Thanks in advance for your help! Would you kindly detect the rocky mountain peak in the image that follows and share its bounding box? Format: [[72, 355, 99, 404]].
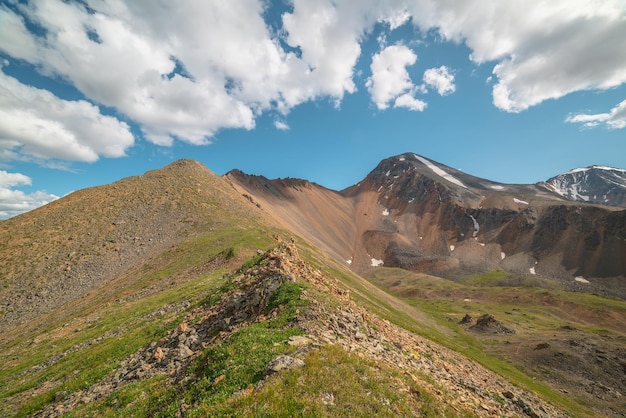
[[540, 165, 626, 207]]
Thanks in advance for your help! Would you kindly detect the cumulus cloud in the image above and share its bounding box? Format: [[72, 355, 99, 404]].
[[0, 69, 134, 163], [0, 170, 59, 219], [0, 171, 31, 188], [405, 0, 626, 112], [366, 44, 423, 111], [423, 66, 455, 96], [394, 93, 427, 111], [0, 0, 624, 155], [274, 120, 290, 131], [565, 99, 626, 130]]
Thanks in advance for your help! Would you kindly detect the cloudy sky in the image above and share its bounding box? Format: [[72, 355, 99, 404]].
[[1, 0, 625, 218]]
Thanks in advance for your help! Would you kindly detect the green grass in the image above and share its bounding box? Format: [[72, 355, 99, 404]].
[[459, 269, 557, 288], [0, 226, 284, 417], [355, 267, 626, 417], [67, 259, 308, 417], [222, 344, 471, 417]]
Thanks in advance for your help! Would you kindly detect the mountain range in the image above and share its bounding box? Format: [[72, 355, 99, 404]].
[[228, 153, 626, 298], [1, 153, 625, 417]]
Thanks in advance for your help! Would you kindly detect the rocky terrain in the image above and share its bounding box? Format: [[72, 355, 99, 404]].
[[0, 159, 269, 330], [35, 244, 567, 417], [229, 152, 626, 299]]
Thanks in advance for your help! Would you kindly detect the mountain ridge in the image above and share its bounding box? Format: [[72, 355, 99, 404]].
[[229, 152, 626, 298]]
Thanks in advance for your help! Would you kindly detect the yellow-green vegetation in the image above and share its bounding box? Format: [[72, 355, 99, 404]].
[[37, 248, 461, 418], [460, 269, 557, 289], [220, 344, 469, 418], [78, 283, 307, 417], [0, 226, 281, 417], [361, 267, 626, 417]]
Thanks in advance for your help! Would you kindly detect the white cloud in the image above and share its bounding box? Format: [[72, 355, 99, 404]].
[[0, 170, 31, 187], [274, 120, 290, 131], [366, 44, 420, 110], [405, 0, 626, 112], [0, 4, 39, 61], [0, 170, 59, 219], [423, 66, 455, 96], [565, 99, 626, 130], [0, 69, 134, 163], [394, 93, 427, 111], [0, 0, 624, 153]]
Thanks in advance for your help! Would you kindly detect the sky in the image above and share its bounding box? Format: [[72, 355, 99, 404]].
[[1, 0, 625, 219]]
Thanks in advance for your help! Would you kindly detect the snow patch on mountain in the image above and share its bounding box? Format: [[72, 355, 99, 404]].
[[413, 154, 467, 189], [543, 165, 626, 207], [371, 258, 384, 267], [565, 166, 626, 175], [514, 198, 529, 205], [468, 213, 479, 237]]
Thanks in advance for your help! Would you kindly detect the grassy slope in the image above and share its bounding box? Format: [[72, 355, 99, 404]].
[[0, 231, 473, 417], [0, 226, 278, 417], [362, 267, 626, 416]]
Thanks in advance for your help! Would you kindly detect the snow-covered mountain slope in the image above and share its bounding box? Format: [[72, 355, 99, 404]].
[[539, 166, 626, 208]]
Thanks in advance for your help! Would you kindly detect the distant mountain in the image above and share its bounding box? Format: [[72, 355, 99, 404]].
[[230, 152, 626, 299], [539, 166, 626, 208]]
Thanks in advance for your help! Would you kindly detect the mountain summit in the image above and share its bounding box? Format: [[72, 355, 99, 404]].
[[539, 165, 626, 207]]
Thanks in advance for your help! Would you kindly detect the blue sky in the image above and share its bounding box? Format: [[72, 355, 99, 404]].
[[1, 0, 625, 218]]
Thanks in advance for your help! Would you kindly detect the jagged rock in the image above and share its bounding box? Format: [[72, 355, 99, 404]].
[[287, 335, 312, 347], [153, 347, 165, 361], [469, 314, 515, 334], [176, 344, 194, 360], [459, 313, 473, 324]]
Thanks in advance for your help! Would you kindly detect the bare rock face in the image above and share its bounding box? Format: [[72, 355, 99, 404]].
[[342, 154, 626, 297], [468, 314, 515, 334], [227, 154, 626, 298], [458, 313, 473, 324], [265, 355, 305, 374]]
